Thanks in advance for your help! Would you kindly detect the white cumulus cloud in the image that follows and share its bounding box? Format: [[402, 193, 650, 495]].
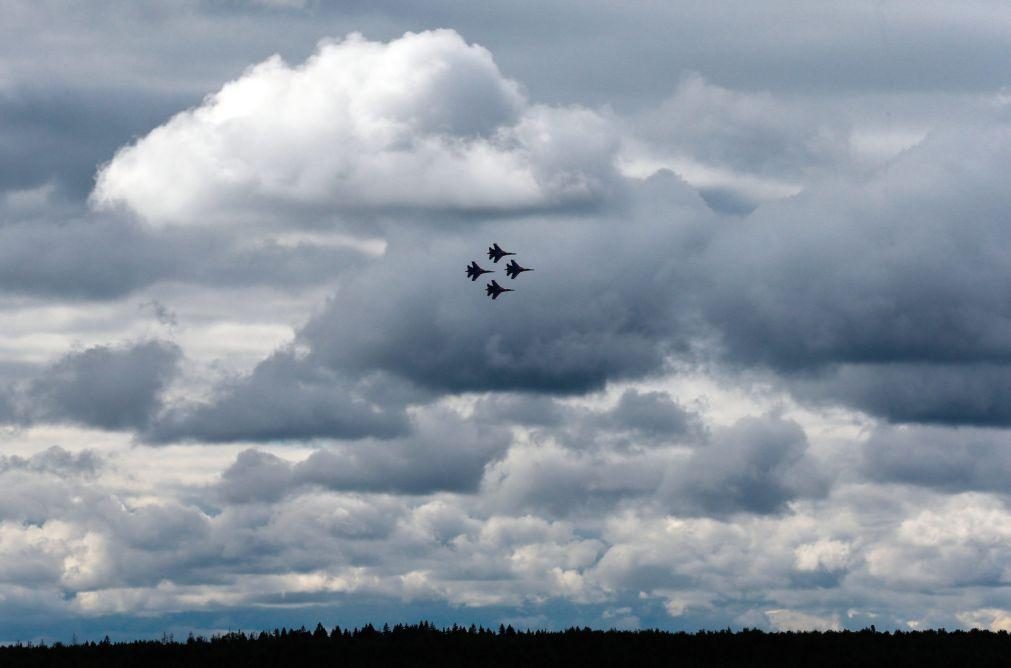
[[91, 29, 619, 227]]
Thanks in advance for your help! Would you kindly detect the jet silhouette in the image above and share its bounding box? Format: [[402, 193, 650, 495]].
[[485, 279, 514, 300], [504, 259, 533, 279], [466, 261, 494, 281], [487, 243, 515, 263]]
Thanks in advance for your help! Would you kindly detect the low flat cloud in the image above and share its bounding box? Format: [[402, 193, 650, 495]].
[[862, 425, 1011, 493], [0, 213, 375, 301]]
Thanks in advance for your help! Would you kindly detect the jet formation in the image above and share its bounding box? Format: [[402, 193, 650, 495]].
[[466, 244, 533, 300]]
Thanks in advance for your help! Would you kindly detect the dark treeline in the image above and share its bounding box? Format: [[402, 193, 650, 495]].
[[2, 622, 1009, 667]]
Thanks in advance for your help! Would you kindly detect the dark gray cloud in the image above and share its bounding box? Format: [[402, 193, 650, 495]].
[[24, 340, 181, 430], [471, 388, 698, 441], [297, 175, 711, 396], [150, 172, 712, 442], [703, 125, 1011, 372], [604, 389, 698, 439], [660, 416, 827, 516], [471, 393, 569, 427], [0, 386, 15, 424], [0, 214, 374, 300], [0, 218, 175, 300], [0, 85, 196, 198], [798, 363, 1011, 426], [862, 425, 1011, 493], [147, 351, 412, 443], [214, 407, 511, 500], [217, 449, 294, 504], [696, 124, 1011, 425], [696, 187, 762, 216], [292, 412, 510, 494]]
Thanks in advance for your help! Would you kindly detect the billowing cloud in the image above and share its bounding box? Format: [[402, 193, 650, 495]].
[[640, 73, 850, 179], [0, 446, 102, 478], [864, 493, 1011, 589], [603, 388, 699, 440], [699, 122, 1011, 425], [167, 114, 1011, 436], [147, 350, 411, 443], [214, 406, 511, 499], [137, 113, 1011, 443], [622, 73, 850, 213], [292, 172, 710, 395], [91, 29, 619, 227], [705, 124, 1011, 369], [21, 340, 180, 430], [216, 449, 293, 504], [137, 171, 711, 443], [659, 416, 827, 517], [480, 441, 666, 517], [291, 409, 509, 494]]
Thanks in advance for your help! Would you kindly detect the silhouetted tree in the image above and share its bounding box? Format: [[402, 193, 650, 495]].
[[1, 622, 1010, 667]]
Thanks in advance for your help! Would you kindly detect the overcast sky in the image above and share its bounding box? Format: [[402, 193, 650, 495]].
[[2, 0, 1011, 641]]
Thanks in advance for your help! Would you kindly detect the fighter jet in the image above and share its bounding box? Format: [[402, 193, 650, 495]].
[[504, 259, 533, 279], [485, 279, 514, 300], [466, 261, 494, 281], [487, 243, 516, 263]]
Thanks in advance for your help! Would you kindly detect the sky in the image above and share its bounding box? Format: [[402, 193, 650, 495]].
[[2, 0, 1011, 642]]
